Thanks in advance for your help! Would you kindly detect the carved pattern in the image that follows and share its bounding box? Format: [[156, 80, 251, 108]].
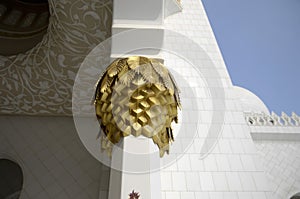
[[0, 0, 113, 115], [245, 112, 300, 127]]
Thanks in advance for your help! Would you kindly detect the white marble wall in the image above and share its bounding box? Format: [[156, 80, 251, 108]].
[[159, 0, 273, 198], [0, 0, 297, 199], [255, 140, 300, 199], [247, 112, 300, 198], [0, 116, 109, 199]]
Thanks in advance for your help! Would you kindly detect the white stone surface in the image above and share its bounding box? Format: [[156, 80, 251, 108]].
[[0, 0, 298, 198], [158, 0, 274, 198], [254, 140, 300, 199], [0, 116, 108, 199]]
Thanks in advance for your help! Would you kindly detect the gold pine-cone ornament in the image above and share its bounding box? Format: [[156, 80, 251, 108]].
[[94, 56, 181, 157]]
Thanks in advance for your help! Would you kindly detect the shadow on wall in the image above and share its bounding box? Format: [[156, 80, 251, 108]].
[[0, 0, 50, 55], [0, 116, 111, 199], [0, 159, 23, 199]]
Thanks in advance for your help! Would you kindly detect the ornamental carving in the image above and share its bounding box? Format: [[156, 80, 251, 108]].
[[94, 56, 181, 157], [0, 0, 112, 115]]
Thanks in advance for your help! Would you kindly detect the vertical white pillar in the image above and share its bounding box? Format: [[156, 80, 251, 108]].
[[108, 137, 162, 199], [108, 0, 165, 198], [120, 137, 152, 199], [111, 0, 165, 59]]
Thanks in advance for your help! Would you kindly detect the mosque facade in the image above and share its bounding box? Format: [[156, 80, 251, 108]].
[[0, 0, 299, 199]]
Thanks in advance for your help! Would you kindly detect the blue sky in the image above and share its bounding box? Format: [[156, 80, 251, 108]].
[[202, 0, 300, 115]]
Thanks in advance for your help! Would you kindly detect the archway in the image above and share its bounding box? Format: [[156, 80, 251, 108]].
[[291, 193, 300, 199], [0, 159, 23, 199]]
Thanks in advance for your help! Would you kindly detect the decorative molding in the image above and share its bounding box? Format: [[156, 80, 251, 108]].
[[0, 0, 113, 115], [245, 112, 300, 127]]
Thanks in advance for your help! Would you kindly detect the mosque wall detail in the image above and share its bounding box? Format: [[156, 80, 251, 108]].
[[0, 0, 113, 115], [0, 0, 299, 199]]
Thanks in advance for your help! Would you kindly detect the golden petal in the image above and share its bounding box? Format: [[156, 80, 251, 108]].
[[148, 97, 160, 106], [130, 108, 143, 117], [131, 92, 144, 102], [139, 101, 150, 109], [137, 116, 148, 126], [101, 103, 108, 112], [132, 122, 142, 136]]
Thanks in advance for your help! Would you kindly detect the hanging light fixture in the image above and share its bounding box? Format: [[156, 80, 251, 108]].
[[94, 56, 181, 157]]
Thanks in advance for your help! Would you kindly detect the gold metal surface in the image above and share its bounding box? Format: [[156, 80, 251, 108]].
[[94, 56, 181, 157]]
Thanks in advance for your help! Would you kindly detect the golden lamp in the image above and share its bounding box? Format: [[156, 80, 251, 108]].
[[94, 56, 181, 157]]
